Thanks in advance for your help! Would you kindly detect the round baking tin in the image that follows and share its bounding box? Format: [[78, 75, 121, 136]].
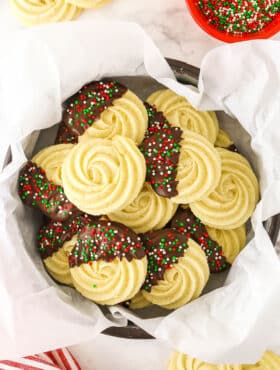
[[102, 58, 280, 340]]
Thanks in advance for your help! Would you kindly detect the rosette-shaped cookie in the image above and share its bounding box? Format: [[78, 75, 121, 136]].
[[215, 129, 238, 152], [66, 0, 110, 9], [171, 207, 229, 272], [32, 144, 74, 186], [147, 89, 219, 144], [62, 135, 146, 215], [18, 145, 80, 221], [244, 351, 280, 369], [190, 148, 259, 229], [38, 214, 95, 285], [129, 291, 151, 310], [141, 230, 209, 309], [9, 0, 81, 26], [56, 81, 148, 146], [140, 104, 221, 204], [167, 352, 242, 370], [43, 237, 76, 285], [172, 130, 221, 204], [69, 221, 147, 305], [108, 183, 178, 234], [206, 225, 246, 264]]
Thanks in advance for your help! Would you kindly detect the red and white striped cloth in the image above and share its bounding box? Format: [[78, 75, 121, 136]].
[[0, 348, 82, 370]]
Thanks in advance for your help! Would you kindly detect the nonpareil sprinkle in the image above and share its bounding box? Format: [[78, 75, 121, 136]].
[[196, 0, 280, 35]]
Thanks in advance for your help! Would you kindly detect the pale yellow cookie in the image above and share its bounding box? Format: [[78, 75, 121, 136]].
[[147, 89, 219, 144], [190, 148, 259, 229], [79, 90, 148, 146], [69, 222, 147, 305], [171, 130, 221, 204], [9, 0, 81, 26], [108, 182, 178, 234], [66, 0, 110, 9], [215, 129, 234, 148], [32, 144, 74, 186], [62, 135, 146, 215], [38, 215, 97, 285], [243, 351, 280, 369], [142, 239, 209, 310], [44, 235, 76, 285], [71, 258, 147, 305], [167, 351, 242, 370], [129, 291, 151, 310], [206, 225, 246, 264]]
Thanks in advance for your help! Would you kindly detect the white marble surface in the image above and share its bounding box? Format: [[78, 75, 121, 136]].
[[0, 0, 225, 67], [2, 0, 279, 66], [0, 1, 279, 369]]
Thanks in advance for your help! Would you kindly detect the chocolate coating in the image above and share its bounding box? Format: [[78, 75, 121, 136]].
[[227, 143, 238, 153], [56, 80, 127, 144], [171, 207, 229, 272], [56, 123, 77, 144], [140, 229, 189, 292], [140, 103, 183, 198], [18, 162, 80, 222], [38, 214, 97, 259], [69, 221, 145, 268]]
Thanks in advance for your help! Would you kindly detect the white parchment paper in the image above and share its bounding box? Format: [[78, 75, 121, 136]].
[[0, 21, 280, 364]]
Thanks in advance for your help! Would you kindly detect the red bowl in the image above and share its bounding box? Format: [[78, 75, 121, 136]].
[[185, 0, 280, 43]]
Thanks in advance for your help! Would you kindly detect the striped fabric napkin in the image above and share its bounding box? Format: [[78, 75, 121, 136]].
[[0, 348, 81, 370]]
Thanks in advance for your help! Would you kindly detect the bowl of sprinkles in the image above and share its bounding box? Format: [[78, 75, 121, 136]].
[[186, 0, 280, 42]]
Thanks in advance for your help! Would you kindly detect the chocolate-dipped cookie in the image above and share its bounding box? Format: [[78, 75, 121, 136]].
[[206, 224, 246, 264], [56, 80, 148, 145], [147, 89, 219, 144], [171, 207, 229, 272], [69, 221, 147, 305], [140, 103, 221, 204], [140, 229, 209, 309], [32, 144, 74, 186], [38, 214, 96, 285], [18, 161, 80, 222]]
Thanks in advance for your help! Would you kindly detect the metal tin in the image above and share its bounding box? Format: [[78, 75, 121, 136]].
[[102, 58, 280, 340]]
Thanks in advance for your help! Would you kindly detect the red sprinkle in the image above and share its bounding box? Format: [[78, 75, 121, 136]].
[[196, 0, 280, 35]]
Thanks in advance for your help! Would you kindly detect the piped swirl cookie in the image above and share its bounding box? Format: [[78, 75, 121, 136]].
[[243, 351, 280, 369], [190, 148, 259, 229], [171, 207, 229, 272], [18, 145, 80, 222], [206, 225, 246, 264], [66, 0, 110, 9], [69, 221, 147, 305], [172, 130, 221, 204], [56, 80, 148, 146], [128, 291, 151, 310], [215, 128, 238, 152], [9, 0, 81, 26], [61, 135, 146, 215], [108, 182, 178, 234], [38, 214, 95, 285], [141, 229, 209, 309], [167, 352, 242, 370], [140, 104, 221, 203], [147, 89, 219, 144], [32, 144, 74, 186]]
